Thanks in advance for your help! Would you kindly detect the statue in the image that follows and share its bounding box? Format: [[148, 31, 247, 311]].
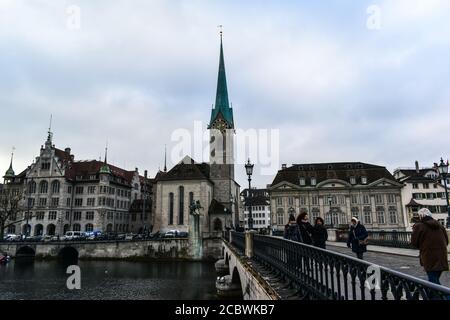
[[189, 200, 203, 216], [189, 199, 203, 260]]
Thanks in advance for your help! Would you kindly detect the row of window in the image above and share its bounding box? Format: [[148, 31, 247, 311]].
[[244, 220, 269, 225], [412, 182, 450, 189], [244, 206, 269, 212], [412, 192, 447, 200], [298, 176, 368, 186], [244, 213, 267, 218], [27, 181, 133, 198], [168, 187, 194, 226], [276, 194, 397, 206]]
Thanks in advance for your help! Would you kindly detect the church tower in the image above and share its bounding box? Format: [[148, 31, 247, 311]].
[[208, 31, 236, 208]]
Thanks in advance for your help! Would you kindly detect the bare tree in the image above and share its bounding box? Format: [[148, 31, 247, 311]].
[[0, 185, 28, 239]]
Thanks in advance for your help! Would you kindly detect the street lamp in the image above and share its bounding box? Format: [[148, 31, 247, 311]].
[[327, 195, 333, 228], [435, 158, 450, 229], [245, 158, 254, 230], [25, 177, 34, 239]]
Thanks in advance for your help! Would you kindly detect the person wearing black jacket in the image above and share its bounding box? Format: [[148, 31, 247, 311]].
[[284, 214, 303, 242], [312, 217, 328, 249], [296, 212, 314, 245], [347, 217, 368, 259]]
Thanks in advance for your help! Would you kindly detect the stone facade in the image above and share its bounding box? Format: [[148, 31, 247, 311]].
[[269, 162, 406, 231]]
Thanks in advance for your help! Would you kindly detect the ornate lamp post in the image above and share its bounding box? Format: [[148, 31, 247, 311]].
[[435, 158, 450, 228], [327, 195, 333, 228], [25, 177, 34, 240], [245, 159, 254, 230]]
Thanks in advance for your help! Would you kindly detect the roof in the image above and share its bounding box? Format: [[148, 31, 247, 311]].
[[271, 162, 397, 187], [157, 161, 212, 182], [209, 35, 234, 128], [65, 160, 135, 185], [240, 188, 270, 206], [208, 198, 231, 215]]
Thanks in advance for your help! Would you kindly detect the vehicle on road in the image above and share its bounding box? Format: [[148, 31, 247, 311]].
[[61, 231, 83, 241]]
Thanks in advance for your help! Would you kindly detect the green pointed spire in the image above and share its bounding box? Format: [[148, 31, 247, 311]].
[[4, 149, 15, 179], [99, 146, 111, 175], [209, 31, 234, 128]]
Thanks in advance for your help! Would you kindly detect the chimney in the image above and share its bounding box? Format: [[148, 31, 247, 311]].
[[144, 170, 148, 178], [415, 160, 419, 173], [70, 155, 74, 162], [65, 147, 71, 154], [282, 164, 287, 170]]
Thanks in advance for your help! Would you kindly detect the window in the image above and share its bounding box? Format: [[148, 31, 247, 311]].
[[423, 183, 429, 189], [107, 212, 113, 220], [375, 194, 384, 204], [363, 207, 372, 224], [351, 195, 358, 204], [376, 207, 385, 224], [73, 223, 81, 231], [88, 186, 96, 194], [28, 181, 36, 194], [339, 196, 346, 205], [39, 198, 47, 206], [326, 195, 337, 205], [39, 181, 48, 193], [74, 198, 83, 207], [28, 198, 35, 207], [276, 208, 284, 225], [311, 196, 319, 205], [351, 207, 359, 220], [389, 208, 397, 224], [86, 212, 94, 220], [288, 197, 294, 206], [311, 177, 317, 186], [363, 194, 370, 204], [65, 211, 70, 220], [276, 198, 283, 206], [75, 186, 84, 194], [36, 212, 45, 220], [387, 194, 396, 204], [361, 177, 367, 184], [412, 183, 419, 189], [299, 178, 306, 186], [68, 186, 73, 194], [169, 193, 174, 225], [85, 223, 94, 232], [41, 162, 50, 170], [51, 198, 59, 207], [350, 176, 356, 184], [299, 196, 306, 205], [48, 211, 57, 220], [87, 198, 96, 206], [73, 212, 82, 221], [51, 181, 60, 193], [179, 186, 184, 225]]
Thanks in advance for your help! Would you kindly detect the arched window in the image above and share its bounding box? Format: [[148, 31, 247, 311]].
[[85, 224, 93, 232], [213, 218, 223, 231], [73, 223, 81, 231], [106, 224, 113, 232], [39, 181, 48, 194], [178, 186, 184, 225], [189, 192, 194, 206], [28, 181, 36, 194], [46, 224, 56, 236], [34, 224, 44, 236], [51, 180, 60, 193], [63, 224, 70, 234], [168, 193, 174, 225]]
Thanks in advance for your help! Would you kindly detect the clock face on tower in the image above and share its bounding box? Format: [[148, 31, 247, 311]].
[[213, 119, 228, 132]]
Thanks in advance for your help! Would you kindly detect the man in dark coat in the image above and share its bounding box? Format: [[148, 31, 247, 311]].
[[312, 217, 328, 249], [347, 217, 368, 259], [297, 212, 314, 245], [284, 214, 303, 242], [411, 208, 449, 285]]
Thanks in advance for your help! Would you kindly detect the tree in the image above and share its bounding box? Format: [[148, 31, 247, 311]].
[[0, 185, 27, 239]]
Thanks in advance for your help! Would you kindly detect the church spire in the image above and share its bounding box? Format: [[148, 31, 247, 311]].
[[45, 114, 53, 148], [164, 144, 167, 172], [99, 143, 111, 175], [209, 28, 234, 129], [4, 147, 15, 180]]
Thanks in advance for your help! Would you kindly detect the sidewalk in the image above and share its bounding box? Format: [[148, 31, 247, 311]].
[[327, 241, 450, 261]]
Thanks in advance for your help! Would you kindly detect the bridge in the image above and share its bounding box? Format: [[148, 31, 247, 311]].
[[215, 231, 450, 300]]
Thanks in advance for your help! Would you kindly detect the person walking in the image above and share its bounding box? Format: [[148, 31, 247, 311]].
[[284, 214, 303, 242], [347, 217, 368, 259], [297, 212, 314, 245], [312, 217, 328, 249], [411, 208, 449, 285]]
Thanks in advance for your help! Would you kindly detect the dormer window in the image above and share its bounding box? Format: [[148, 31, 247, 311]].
[[350, 176, 356, 184], [311, 177, 317, 186], [327, 165, 333, 169], [41, 162, 50, 170], [299, 178, 306, 186], [361, 176, 367, 184]]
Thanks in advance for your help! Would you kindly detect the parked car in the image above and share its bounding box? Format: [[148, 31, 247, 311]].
[[3, 234, 21, 242], [164, 230, 180, 238], [125, 233, 135, 240], [177, 232, 189, 238], [61, 231, 83, 241], [42, 235, 53, 242], [115, 233, 126, 240], [27, 235, 43, 242]]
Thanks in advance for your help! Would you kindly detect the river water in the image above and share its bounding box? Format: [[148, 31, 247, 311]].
[[0, 259, 219, 300]]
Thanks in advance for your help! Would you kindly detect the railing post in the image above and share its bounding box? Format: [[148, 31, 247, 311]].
[[245, 230, 256, 258]]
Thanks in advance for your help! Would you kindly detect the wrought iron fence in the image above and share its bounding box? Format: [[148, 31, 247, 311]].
[[222, 230, 230, 243], [336, 230, 414, 249], [251, 234, 450, 300], [230, 231, 245, 252]]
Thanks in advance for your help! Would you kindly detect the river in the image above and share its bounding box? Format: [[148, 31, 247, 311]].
[[0, 259, 220, 300]]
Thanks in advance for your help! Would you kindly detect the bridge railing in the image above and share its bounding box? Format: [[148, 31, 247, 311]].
[[225, 232, 450, 300], [335, 230, 414, 249], [230, 231, 245, 252]]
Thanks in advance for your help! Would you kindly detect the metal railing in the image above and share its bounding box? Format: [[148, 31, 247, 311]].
[[336, 230, 414, 249], [230, 231, 245, 252], [252, 234, 450, 300], [222, 230, 230, 243]]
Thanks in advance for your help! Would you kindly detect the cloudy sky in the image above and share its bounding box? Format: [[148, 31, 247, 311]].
[[1, 0, 450, 188]]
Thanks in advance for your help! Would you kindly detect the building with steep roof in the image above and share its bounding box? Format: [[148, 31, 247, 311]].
[[153, 34, 241, 234], [240, 188, 271, 230], [2, 130, 152, 236], [268, 162, 406, 231], [393, 161, 449, 230]]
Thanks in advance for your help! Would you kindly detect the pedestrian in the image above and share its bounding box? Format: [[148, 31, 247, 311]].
[[296, 212, 314, 245], [284, 214, 303, 242], [312, 217, 328, 249], [411, 208, 449, 285], [347, 217, 368, 259]]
